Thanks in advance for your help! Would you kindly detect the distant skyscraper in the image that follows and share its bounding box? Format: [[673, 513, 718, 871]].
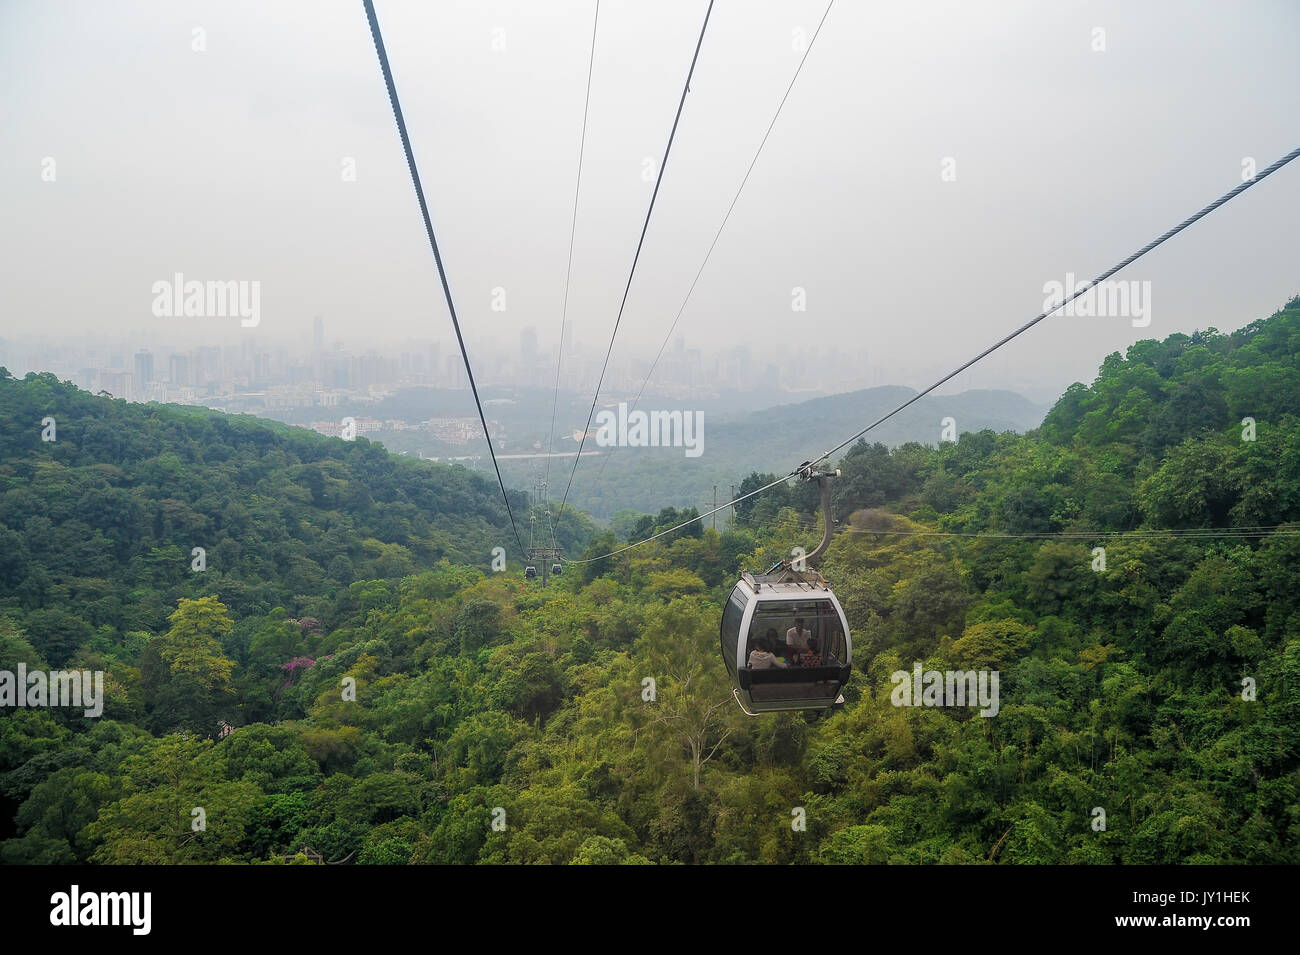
[[168, 354, 190, 387], [521, 326, 538, 361], [444, 354, 468, 389], [197, 345, 222, 384], [313, 315, 324, 351], [100, 370, 132, 401], [135, 349, 154, 387]]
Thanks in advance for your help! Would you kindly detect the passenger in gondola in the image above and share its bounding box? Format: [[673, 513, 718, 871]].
[[748, 630, 788, 669], [786, 617, 811, 656], [800, 636, 822, 667]]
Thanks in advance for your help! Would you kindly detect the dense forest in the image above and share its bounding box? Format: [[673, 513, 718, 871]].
[[2, 297, 1299, 864], [514, 385, 1047, 519]]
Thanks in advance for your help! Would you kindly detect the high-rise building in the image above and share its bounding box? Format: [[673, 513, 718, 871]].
[[75, 368, 100, 393], [168, 354, 190, 387], [196, 345, 221, 385], [329, 358, 349, 388], [519, 326, 541, 385], [135, 349, 154, 387], [100, 370, 133, 400], [444, 354, 468, 389], [313, 315, 324, 351], [349, 353, 390, 389]]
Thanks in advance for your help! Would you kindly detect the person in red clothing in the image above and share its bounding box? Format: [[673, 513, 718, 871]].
[[799, 636, 822, 667]]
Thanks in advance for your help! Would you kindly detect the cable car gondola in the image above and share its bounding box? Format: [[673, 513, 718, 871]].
[[552, 563, 562, 576], [720, 466, 852, 715], [525, 565, 537, 580]]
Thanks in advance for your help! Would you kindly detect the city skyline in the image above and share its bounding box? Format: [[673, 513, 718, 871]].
[[0, 306, 1087, 413], [4, 1, 1296, 411]]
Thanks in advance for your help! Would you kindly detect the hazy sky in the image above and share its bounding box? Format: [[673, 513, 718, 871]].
[[3, 0, 1298, 399]]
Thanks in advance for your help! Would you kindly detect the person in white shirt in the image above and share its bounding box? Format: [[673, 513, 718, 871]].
[[786, 618, 812, 655]]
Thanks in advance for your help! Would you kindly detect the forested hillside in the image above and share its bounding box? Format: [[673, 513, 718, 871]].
[[0, 372, 595, 642], [2, 298, 1298, 864], [542, 385, 1047, 519]]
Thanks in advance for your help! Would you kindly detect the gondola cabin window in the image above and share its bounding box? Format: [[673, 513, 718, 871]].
[[747, 600, 846, 667], [721, 586, 747, 681]]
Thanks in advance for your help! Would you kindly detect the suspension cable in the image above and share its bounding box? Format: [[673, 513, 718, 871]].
[[593, 0, 835, 489], [564, 471, 792, 563], [565, 143, 1300, 563], [557, 0, 716, 521], [545, 0, 602, 552], [812, 145, 1300, 468], [772, 514, 1300, 540], [362, 0, 524, 552]]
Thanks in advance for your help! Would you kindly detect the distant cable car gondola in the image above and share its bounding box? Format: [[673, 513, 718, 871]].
[[525, 565, 537, 580], [720, 466, 852, 714], [552, 563, 563, 576]]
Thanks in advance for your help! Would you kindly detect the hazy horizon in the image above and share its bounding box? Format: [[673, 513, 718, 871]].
[[3, 0, 1298, 408]]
